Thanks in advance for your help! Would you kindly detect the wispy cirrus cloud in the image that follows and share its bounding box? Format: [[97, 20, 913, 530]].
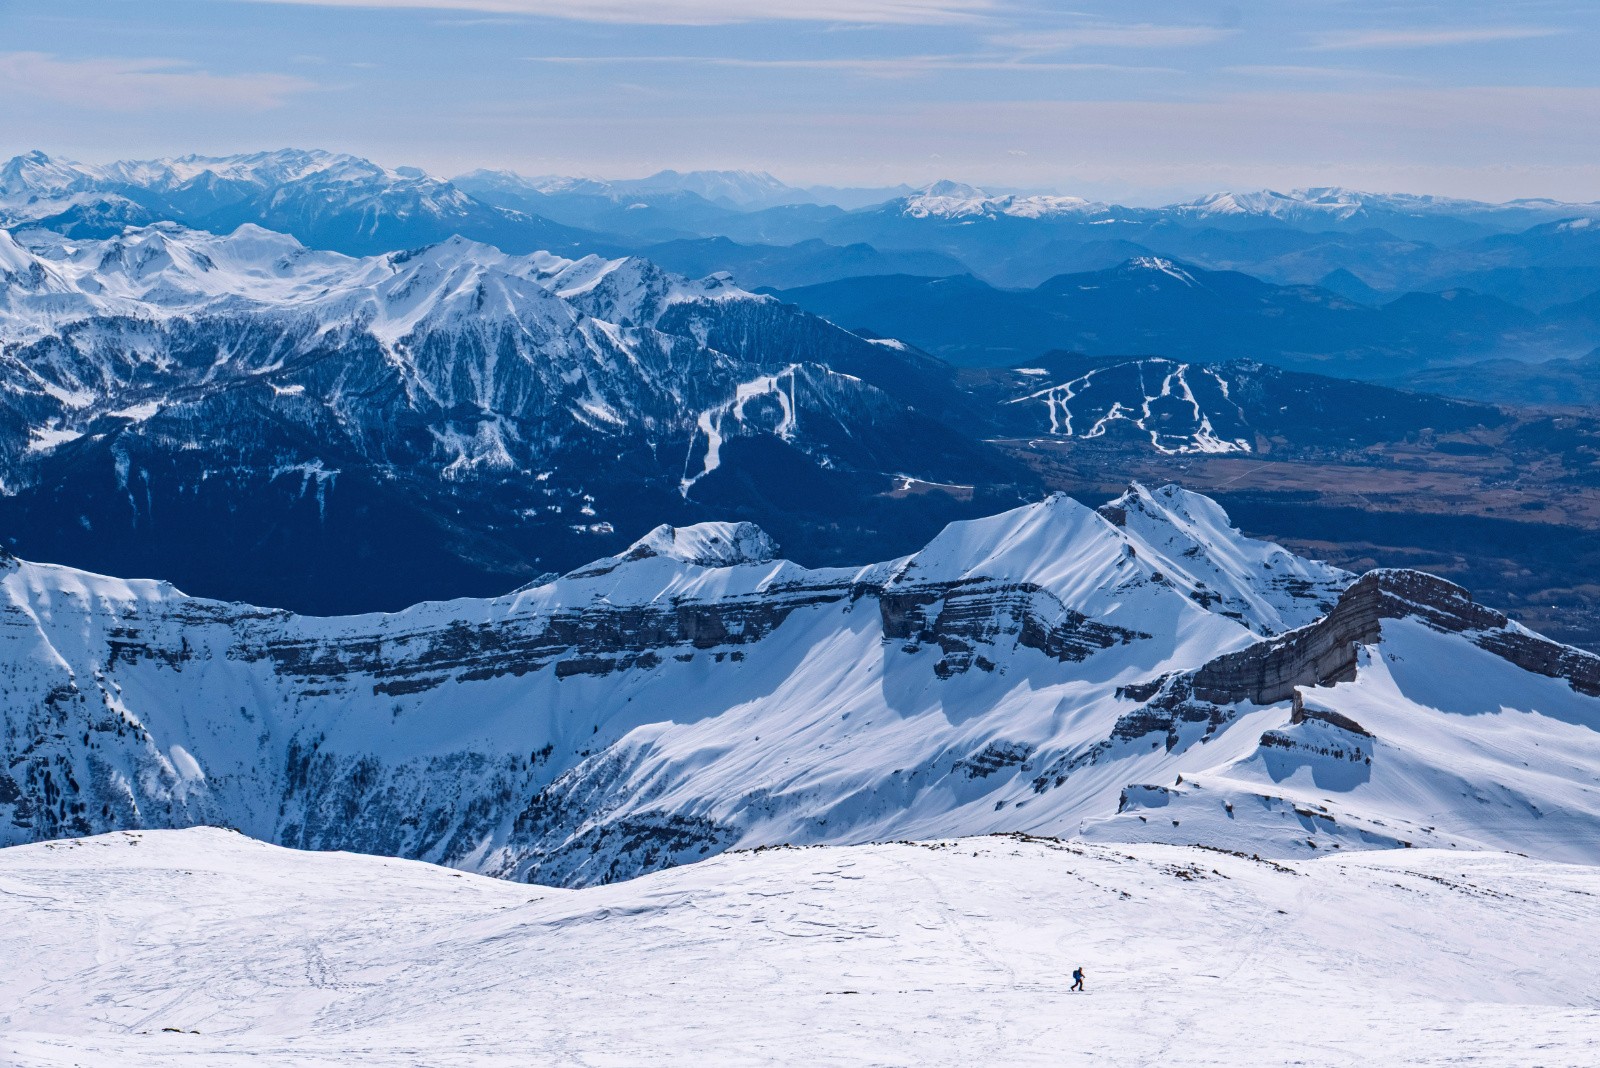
[[1306, 26, 1561, 51], [0, 52, 314, 111], [1222, 64, 1418, 82], [524, 54, 1178, 77], [989, 23, 1237, 53], [518, 18, 1234, 78], [233, 0, 998, 25]]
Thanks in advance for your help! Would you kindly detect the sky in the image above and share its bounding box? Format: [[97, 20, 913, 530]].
[[1, 0, 1598, 202]]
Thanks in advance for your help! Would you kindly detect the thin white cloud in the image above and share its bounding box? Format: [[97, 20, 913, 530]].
[[1307, 27, 1561, 51], [524, 54, 1178, 77], [990, 23, 1237, 53], [0, 52, 313, 111], [235, 0, 998, 25], [1222, 65, 1417, 82]]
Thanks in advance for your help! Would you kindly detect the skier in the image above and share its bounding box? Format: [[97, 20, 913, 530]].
[[1070, 966, 1085, 992]]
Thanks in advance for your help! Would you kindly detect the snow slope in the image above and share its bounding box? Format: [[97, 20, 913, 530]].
[[3, 827, 1597, 1067], [1086, 614, 1600, 864]]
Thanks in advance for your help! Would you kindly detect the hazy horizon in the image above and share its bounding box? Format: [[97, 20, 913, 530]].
[[10, 143, 1600, 210], [3, 1, 1598, 203]]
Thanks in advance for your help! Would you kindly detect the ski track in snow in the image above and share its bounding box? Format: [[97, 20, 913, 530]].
[[1015, 360, 1252, 455], [680, 365, 800, 496], [2, 828, 1597, 1067]]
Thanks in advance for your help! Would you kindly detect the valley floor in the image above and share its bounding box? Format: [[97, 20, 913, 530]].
[[3, 829, 1597, 1067]]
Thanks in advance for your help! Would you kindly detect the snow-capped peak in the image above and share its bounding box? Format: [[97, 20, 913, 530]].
[[922, 179, 989, 199], [622, 521, 779, 568], [885, 488, 1348, 641], [1102, 482, 1350, 634], [625, 169, 799, 206], [532, 250, 757, 326], [0, 150, 101, 197], [1121, 256, 1198, 285], [898, 181, 1108, 221], [1180, 189, 1330, 218]]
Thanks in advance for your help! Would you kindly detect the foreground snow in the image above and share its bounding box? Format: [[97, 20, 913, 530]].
[[3, 828, 1597, 1067]]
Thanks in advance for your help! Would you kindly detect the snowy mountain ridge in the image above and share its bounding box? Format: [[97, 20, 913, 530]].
[[0, 148, 600, 259], [0, 223, 737, 341], [5, 483, 1598, 886], [13, 151, 1600, 239], [0, 147, 393, 199], [1174, 185, 1600, 224], [887, 180, 1600, 228], [0, 223, 774, 483], [897, 180, 1111, 221], [0, 216, 1024, 613], [454, 168, 810, 209]]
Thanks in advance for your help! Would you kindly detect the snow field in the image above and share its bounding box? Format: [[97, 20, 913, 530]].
[[3, 828, 1597, 1067]]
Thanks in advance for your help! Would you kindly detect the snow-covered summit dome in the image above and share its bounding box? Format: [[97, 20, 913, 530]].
[[622, 521, 779, 568]]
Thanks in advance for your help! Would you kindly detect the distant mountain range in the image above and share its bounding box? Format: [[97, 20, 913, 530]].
[[0, 148, 603, 257], [6, 150, 1600, 911], [9, 148, 1600, 645], [13, 151, 1600, 310], [889, 181, 1600, 237], [454, 167, 915, 211], [770, 257, 1600, 376], [8, 214, 1595, 622]]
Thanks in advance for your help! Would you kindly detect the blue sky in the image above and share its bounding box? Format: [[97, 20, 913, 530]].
[[1, 0, 1597, 201]]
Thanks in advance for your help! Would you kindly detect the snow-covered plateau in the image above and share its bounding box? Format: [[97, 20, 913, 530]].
[[3, 828, 1597, 1066]]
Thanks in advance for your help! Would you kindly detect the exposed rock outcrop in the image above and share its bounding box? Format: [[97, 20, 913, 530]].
[[1112, 568, 1600, 748]]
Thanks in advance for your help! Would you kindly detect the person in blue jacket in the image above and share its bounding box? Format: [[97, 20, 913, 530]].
[[1070, 966, 1085, 992]]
